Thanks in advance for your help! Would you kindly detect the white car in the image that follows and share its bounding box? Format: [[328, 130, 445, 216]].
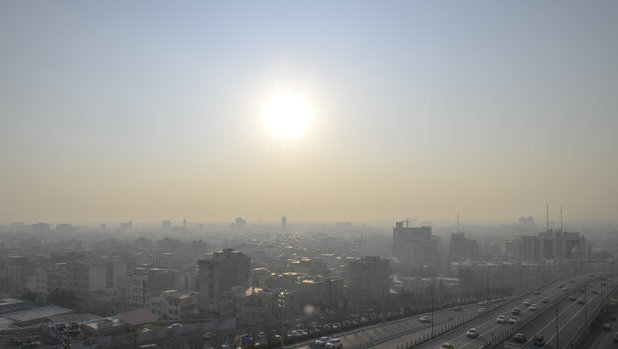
[[325, 338, 342, 349], [466, 328, 479, 338], [496, 315, 506, 324], [523, 300, 532, 307], [316, 337, 330, 347], [419, 315, 431, 323], [478, 307, 486, 313], [167, 323, 183, 328], [529, 304, 537, 311], [507, 316, 518, 324]]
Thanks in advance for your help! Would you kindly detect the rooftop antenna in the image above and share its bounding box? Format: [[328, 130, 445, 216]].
[[560, 206, 563, 232], [546, 203, 549, 232], [457, 213, 460, 233]]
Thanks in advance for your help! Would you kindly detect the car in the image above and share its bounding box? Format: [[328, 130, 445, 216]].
[[203, 332, 214, 339], [466, 328, 479, 338], [562, 287, 568, 291], [604, 324, 612, 331], [167, 323, 183, 328], [512, 308, 521, 315], [610, 314, 617, 321], [580, 288, 586, 293], [523, 300, 532, 306], [419, 315, 431, 323], [559, 283, 565, 288], [477, 307, 486, 313], [532, 335, 545, 346], [529, 304, 537, 311], [592, 290, 599, 295], [325, 338, 342, 349], [507, 316, 519, 324], [513, 333, 527, 343], [542, 297, 550, 303], [578, 299, 585, 305], [439, 344, 455, 349], [316, 337, 330, 347], [533, 290, 541, 295], [568, 295, 576, 301], [453, 306, 462, 311], [602, 281, 608, 286], [496, 315, 506, 324], [613, 331, 618, 342]]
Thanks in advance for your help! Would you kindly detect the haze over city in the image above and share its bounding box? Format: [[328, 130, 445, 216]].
[[1, 1, 617, 224]]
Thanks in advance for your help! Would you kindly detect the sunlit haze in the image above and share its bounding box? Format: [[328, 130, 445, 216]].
[[1, 1, 617, 224]]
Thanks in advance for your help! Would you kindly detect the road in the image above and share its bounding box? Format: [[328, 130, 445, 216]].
[[285, 274, 592, 349], [286, 300, 494, 349], [372, 274, 593, 349], [500, 277, 615, 348]]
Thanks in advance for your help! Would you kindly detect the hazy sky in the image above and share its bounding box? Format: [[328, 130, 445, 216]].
[[1, 1, 617, 224]]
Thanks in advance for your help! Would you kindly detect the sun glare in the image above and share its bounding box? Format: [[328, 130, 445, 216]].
[[263, 93, 312, 138]]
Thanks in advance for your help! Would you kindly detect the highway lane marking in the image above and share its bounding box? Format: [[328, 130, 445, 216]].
[[444, 277, 592, 349], [543, 289, 605, 346], [424, 280, 571, 349], [521, 288, 603, 346]]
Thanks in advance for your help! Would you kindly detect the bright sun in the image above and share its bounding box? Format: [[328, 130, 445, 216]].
[[263, 93, 312, 138]]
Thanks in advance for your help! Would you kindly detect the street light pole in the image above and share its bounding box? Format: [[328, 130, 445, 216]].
[[555, 304, 559, 349], [584, 284, 588, 324], [431, 283, 434, 338], [520, 264, 524, 296]]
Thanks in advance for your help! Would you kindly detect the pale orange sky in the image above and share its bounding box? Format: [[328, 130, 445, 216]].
[[1, 1, 617, 224]]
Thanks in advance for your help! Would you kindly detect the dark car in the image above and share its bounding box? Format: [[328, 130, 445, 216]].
[[513, 333, 527, 343], [512, 308, 521, 315], [610, 314, 617, 321]]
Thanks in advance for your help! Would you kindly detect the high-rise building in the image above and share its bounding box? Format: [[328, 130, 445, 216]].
[[392, 222, 438, 271], [281, 216, 287, 231], [519, 229, 586, 260], [161, 220, 171, 230], [233, 217, 246, 228], [449, 233, 479, 261], [32, 223, 50, 234], [347, 256, 390, 307], [197, 249, 250, 315]]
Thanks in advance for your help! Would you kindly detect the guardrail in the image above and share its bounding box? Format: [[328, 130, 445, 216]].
[[483, 281, 616, 349], [389, 278, 577, 349], [566, 285, 617, 348]]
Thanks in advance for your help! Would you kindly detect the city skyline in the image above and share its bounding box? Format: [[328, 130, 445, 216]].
[[1, 1, 617, 224]]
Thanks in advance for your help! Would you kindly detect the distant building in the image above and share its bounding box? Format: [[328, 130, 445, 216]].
[[149, 290, 198, 319], [56, 224, 73, 234], [117, 268, 177, 310], [161, 220, 171, 230], [519, 229, 586, 260], [120, 221, 133, 230], [65, 258, 128, 300], [347, 256, 389, 307], [392, 222, 438, 272], [233, 217, 247, 228], [197, 249, 251, 315], [449, 233, 478, 261], [519, 216, 535, 225], [281, 216, 287, 231], [32, 223, 50, 234]]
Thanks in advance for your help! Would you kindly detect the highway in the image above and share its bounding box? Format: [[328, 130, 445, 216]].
[[500, 276, 615, 348], [370, 274, 593, 349], [286, 300, 495, 349], [285, 274, 593, 349]]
